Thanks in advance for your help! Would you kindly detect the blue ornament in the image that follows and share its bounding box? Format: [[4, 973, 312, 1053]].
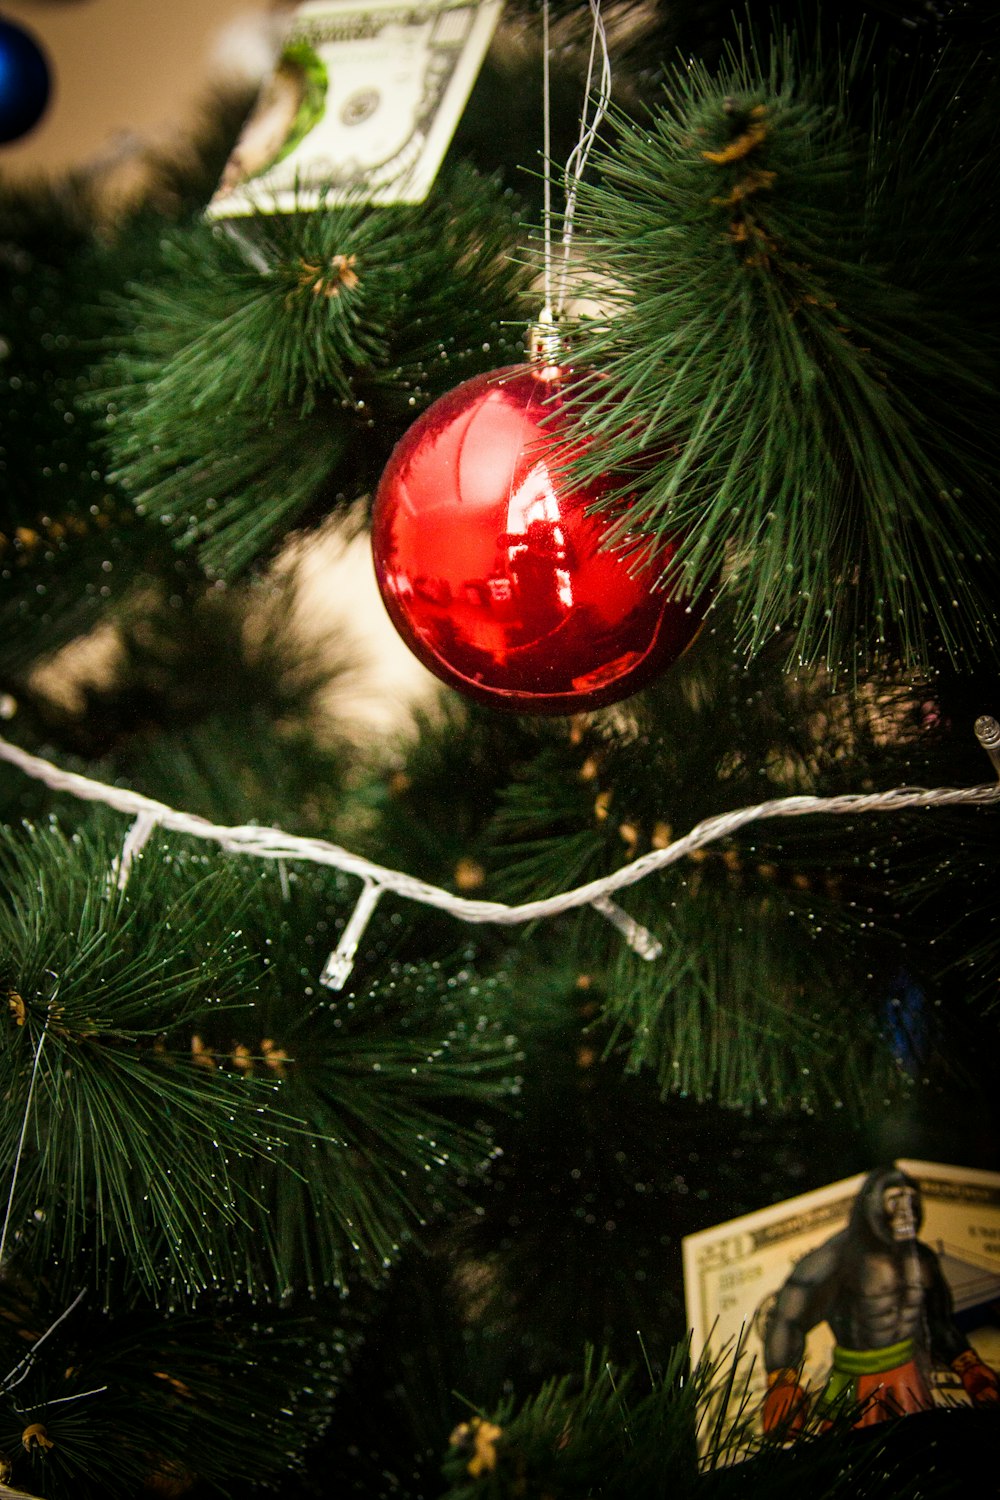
[[0, 17, 52, 145]]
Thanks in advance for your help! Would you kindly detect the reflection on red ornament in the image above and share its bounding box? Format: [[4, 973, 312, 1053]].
[[371, 362, 708, 714]]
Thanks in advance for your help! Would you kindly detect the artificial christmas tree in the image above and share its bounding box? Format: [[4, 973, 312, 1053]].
[[1, 2, 998, 1496]]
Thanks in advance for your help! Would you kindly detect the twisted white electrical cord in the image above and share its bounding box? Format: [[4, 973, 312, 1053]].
[[2, 725, 998, 989]]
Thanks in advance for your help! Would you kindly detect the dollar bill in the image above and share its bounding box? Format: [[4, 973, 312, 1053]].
[[682, 1159, 1000, 1461], [208, 0, 504, 217]]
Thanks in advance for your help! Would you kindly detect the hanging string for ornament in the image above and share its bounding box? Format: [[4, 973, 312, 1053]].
[[538, 0, 612, 329], [540, 0, 554, 325]]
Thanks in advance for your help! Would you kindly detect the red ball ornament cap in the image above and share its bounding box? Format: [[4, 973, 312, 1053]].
[[372, 354, 707, 715]]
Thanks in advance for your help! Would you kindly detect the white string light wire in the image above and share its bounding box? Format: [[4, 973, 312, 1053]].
[[2, 724, 998, 991]]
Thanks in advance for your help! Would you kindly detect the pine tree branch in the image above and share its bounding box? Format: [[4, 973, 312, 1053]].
[[0, 1276, 353, 1499], [439, 1339, 962, 1498], [563, 25, 1000, 672], [484, 620, 998, 1108], [97, 167, 535, 579], [0, 826, 518, 1301]]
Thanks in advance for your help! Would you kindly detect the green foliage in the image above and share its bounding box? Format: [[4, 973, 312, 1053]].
[[438, 1342, 957, 1499], [565, 26, 999, 672], [0, 499, 152, 686], [436, 978, 859, 1386], [0, 566, 354, 837], [604, 896, 893, 1110], [0, 177, 115, 532], [0, 822, 519, 1303], [99, 165, 534, 578], [62, 571, 354, 800], [190, 856, 522, 1293], [0, 822, 294, 1299], [0, 176, 168, 677], [2, 7, 999, 1494], [441, 1343, 702, 1497], [922, 827, 999, 1014], [360, 698, 544, 899], [485, 620, 928, 1110], [0, 1277, 352, 1499], [0, 98, 255, 681]]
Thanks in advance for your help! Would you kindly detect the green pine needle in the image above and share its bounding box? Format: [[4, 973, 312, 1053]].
[[485, 620, 936, 1111], [0, 823, 305, 1299], [0, 1277, 353, 1498], [440, 1339, 949, 1498], [0, 820, 521, 1301], [564, 27, 999, 673], [207, 861, 523, 1293], [97, 165, 533, 579]]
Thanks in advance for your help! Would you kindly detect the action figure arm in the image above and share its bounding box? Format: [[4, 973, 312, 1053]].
[[921, 1245, 1000, 1405], [764, 1237, 842, 1371], [762, 1236, 843, 1435]]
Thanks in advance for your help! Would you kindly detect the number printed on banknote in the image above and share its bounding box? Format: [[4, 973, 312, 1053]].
[[209, 0, 504, 217], [682, 1160, 1000, 1459]]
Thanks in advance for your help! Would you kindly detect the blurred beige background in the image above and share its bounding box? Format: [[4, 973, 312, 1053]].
[[2, 1, 278, 178], [3, 0, 438, 735]]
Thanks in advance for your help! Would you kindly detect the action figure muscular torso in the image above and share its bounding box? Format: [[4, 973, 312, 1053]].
[[762, 1166, 999, 1432]]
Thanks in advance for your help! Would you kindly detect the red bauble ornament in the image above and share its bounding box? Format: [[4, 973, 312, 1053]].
[[372, 362, 707, 714]]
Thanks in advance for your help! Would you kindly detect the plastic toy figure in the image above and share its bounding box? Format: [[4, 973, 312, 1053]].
[[762, 1165, 1000, 1433]]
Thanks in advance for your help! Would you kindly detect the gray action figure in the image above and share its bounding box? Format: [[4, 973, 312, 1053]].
[[762, 1166, 999, 1432]]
